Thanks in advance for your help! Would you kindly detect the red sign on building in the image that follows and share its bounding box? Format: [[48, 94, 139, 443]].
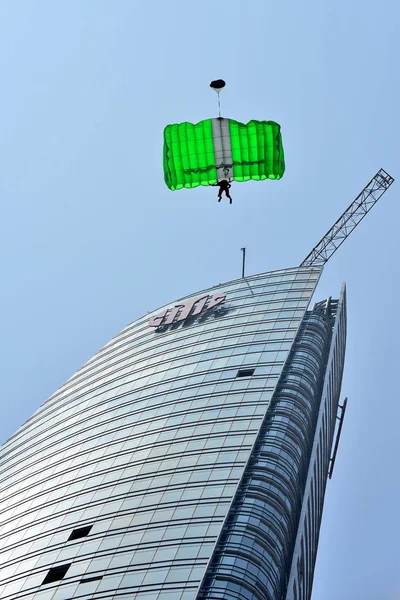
[[149, 292, 227, 328]]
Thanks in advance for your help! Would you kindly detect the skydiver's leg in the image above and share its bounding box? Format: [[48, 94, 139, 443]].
[[226, 190, 232, 204], [218, 188, 222, 201]]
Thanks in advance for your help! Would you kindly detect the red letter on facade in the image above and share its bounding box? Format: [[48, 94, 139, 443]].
[[148, 310, 168, 327], [177, 295, 208, 321], [206, 292, 227, 311]]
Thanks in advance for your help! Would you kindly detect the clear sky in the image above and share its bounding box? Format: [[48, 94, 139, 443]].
[[0, 1, 399, 598]]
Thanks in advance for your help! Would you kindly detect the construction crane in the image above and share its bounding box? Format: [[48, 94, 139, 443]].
[[301, 169, 394, 267]]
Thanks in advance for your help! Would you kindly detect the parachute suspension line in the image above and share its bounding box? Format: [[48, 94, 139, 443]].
[[209, 79, 226, 118]]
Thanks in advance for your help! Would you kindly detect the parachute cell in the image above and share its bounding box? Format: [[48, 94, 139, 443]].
[[163, 118, 285, 191]]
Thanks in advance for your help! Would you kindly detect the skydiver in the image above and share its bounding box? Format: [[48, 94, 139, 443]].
[[214, 180, 233, 204]]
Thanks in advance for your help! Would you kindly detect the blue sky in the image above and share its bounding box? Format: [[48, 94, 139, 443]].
[[0, 1, 399, 598]]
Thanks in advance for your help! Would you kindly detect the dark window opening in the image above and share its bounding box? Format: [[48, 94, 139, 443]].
[[237, 368, 255, 378], [80, 576, 103, 584], [68, 525, 93, 541], [42, 563, 71, 585]]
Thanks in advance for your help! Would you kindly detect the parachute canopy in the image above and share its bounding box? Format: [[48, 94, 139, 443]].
[[163, 118, 285, 191]]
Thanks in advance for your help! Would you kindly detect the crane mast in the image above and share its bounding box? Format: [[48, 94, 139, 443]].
[[301, 169, 394, 267]]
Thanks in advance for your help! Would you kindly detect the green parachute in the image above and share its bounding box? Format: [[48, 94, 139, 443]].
[[163, 117, 285, 191]]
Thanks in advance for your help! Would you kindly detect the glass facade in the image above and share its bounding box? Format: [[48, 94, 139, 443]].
[[196, 287, 346, 600], [0, 266, 345, 600], [286, 290, 346, 600]]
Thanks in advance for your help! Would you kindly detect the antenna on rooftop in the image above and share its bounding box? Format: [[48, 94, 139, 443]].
[[241, 247, 246, 278], [300, 169, 394, 267]]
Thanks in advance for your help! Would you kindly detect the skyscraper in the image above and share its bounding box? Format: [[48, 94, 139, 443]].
[[0, 265, 345, 600]]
